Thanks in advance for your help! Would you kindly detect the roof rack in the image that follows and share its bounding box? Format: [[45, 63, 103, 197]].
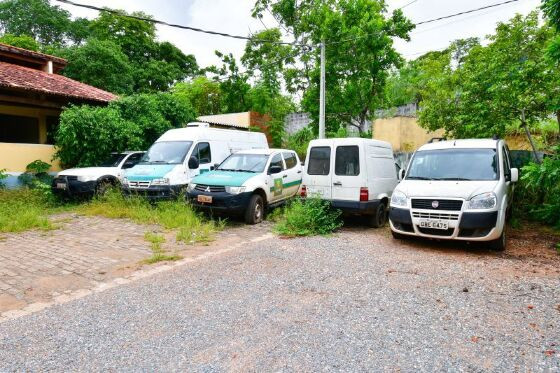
[[427, 137, 447, 143]]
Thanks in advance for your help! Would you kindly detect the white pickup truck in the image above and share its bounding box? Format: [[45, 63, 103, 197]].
[[52, 151, 144, 197]]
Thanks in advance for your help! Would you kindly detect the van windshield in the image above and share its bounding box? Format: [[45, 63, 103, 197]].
[[406, 148, 498, 181], [218, 154, 269, 173], [140, 141, 193, 165]]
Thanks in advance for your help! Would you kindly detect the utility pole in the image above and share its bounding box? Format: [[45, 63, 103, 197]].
[[319, 41, 326, 139]]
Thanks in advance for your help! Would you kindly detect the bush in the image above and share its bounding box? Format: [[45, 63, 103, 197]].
[[55, 92, 196, 168], [0, 188, 56, 233], [284, 127, 314, 161], [274, 197, 343, 236], [518, 147, 560, 228], [0, 168, 7, 189]]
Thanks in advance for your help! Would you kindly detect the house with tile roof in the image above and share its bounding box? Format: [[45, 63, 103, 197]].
[[0, 43, 117, 182]]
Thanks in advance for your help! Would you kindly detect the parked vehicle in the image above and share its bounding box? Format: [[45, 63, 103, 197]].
[[123, 123, 268, 200], [389, 138, 518, 251], [52, 151, 145, 196], [187, 149, 302, 224], [301, 138, 398, 227]]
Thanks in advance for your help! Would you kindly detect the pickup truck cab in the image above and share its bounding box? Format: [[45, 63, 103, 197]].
[[52, 151, 144, 196], [389, 138, 518, 251], [187, 149, 302, 224], [123, 123, 268, 200]]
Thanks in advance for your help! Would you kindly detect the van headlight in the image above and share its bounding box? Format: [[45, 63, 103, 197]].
[[151, 178, 170, 185], [391, 190, 407, 207], [467, 192, 497, 210], [225, 186, 246, 195], [187, 183, 196, 192], [77, 175, 97, 182]]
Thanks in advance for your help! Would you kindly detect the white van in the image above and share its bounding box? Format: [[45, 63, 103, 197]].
[[301, 138, 398, 227], [123, 123, 268, 199], [389, 138, 518, 251]]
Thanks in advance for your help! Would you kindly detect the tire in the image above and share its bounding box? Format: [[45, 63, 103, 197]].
[[487, 228, 506, 252], [391, 230, 406, 240], [367, 202, 387, 228], [245, 194, 264, 225]]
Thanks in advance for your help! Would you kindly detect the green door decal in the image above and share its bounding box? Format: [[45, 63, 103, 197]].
[[273, 178, 283, 196]]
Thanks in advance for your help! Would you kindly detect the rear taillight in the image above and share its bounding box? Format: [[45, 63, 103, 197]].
[[300, 185, 307, 198], [359, 187, 369, 202]]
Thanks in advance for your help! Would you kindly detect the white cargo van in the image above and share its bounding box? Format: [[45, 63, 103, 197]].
[[301, 138, 398, 227], [123, 123, 268, 199]]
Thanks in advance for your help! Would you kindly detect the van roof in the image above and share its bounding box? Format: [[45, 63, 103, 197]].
[[156, 126, 265, 142], [308, 137, 392, 149], [418, 139, 500, 151]]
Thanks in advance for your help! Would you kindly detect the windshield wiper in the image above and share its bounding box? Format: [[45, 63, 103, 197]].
[[406, 176, 433, 180], [438, 177, 473, 181]]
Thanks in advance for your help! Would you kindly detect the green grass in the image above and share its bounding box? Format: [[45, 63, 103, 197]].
[[274, 197, 343, 237], [79, 190, 222, 245], [142, 232, 182, 264], [0, 188, 58, 233]]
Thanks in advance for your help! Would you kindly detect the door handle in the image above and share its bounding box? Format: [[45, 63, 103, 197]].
[[333, 181, 342, 186], [282, 175, 287, 178], [297, 170, 302, 174]]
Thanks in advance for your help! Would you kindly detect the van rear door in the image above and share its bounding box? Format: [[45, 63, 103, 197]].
[[305, 145, 332, 199], [331, 144, 363, 202]]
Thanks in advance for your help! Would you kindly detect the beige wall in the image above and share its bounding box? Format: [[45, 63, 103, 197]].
[[373, 116, 444, 152], [0, 104, 61, 172], [0, 142, 60, 172]]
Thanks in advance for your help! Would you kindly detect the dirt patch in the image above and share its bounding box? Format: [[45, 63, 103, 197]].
[[0, 294, 26, 313], [507, 223, 560, 264]]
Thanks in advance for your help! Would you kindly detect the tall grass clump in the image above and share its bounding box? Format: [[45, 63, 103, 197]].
[[0, 188, 55, 233], [79, 190, 221, 244], [274, 197, 343, 237]]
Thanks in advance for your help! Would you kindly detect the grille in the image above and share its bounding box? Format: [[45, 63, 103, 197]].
[[194, 184, 226, 193], [418, 227, 454, 236], [128, 181, 150, 188], [411, 199, 463, 211], [66, 176, 78, 181], [412, 212, 459, 221]]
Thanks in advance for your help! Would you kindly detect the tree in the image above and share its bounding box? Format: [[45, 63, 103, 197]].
[[254, 0, 414, 135], [0, 33, 40, 51], [59, 39, 134, 94], [211, 51, 252, 113], [0, 0, 87, 45], [173, 77, 223, 116]]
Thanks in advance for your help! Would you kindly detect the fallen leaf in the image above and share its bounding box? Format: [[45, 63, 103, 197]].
[[471, 336, 479, 343], [528, 305, 535, 310], [544, 350, 555, 356]]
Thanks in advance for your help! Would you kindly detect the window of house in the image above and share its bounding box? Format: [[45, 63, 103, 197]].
[[0, 114, 40, 144], [46, 116, 59, 145], [307, 146, 331, 175], [283, 152, 298, 169], [335, 146, 360, 176]]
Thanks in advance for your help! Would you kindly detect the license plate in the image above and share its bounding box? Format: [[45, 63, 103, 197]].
[[56, 183, 67, 190], [197, 195, 212, 203], [419, 220, 449, 230]]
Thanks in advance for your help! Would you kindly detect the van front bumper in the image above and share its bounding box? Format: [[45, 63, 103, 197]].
[[389, 207, 501, 241], [123, 184, 184, 200], [331, 199, 381, 215], [187, 190, 253, 215], [52, 177, 97, 196]]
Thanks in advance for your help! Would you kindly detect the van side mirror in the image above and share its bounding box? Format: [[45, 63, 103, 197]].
[[510, 168, 519, 183], [269, 165, 282, 175], [188, 156, 199, 170], [398, 169, 405, 181]]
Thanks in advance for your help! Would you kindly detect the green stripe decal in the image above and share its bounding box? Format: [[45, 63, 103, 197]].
[[270, 179, 302, 192]]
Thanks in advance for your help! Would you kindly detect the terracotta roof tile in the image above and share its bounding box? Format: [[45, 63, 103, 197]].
[[0, 61, 117, 103]]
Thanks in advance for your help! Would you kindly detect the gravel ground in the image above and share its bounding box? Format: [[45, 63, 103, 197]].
[[0, 227, 559, 372]]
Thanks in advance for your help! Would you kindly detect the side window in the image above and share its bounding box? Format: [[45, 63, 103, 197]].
[[192, 142, 211, 164], [502, 147, 511, 178], [307, 146, 331, 175], [269, 153, 284, 171], [335, 146, 360, 176], [122, 153, 143, 169], [283, 152, 297, 169]]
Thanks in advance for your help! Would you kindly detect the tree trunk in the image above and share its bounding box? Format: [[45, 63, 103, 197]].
[[521, 109, 541, 164], [556, 110, 560, 135]]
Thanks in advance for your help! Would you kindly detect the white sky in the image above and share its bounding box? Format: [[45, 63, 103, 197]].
[[56, 0, 542, 68]]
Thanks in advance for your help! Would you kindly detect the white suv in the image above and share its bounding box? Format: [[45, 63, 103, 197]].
[[389, 139, 518, 251]]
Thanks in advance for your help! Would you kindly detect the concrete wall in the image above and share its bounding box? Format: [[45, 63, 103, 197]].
[[372, 116, 444, 152], [0, 104, 61, 172]]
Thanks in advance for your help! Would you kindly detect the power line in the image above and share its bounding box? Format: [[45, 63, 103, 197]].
[[399, 0, 419, 10], [54, 0, 311, 47], [326, 0, 521, 45]]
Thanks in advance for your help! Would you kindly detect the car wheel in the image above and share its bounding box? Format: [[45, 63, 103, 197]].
[[488, 228, 506, 251], [96, 180, 113, 196], [245, 194, 264, 225], [368, 202, 387, 228]]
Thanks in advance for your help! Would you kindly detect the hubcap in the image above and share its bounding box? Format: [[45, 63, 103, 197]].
[[255, 203, 262, 220]]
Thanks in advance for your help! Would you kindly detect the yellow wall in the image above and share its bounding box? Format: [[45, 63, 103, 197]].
[[0, 104, 61, 172], [373, 116, 444, 152], [0, 143, 60, 172]]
